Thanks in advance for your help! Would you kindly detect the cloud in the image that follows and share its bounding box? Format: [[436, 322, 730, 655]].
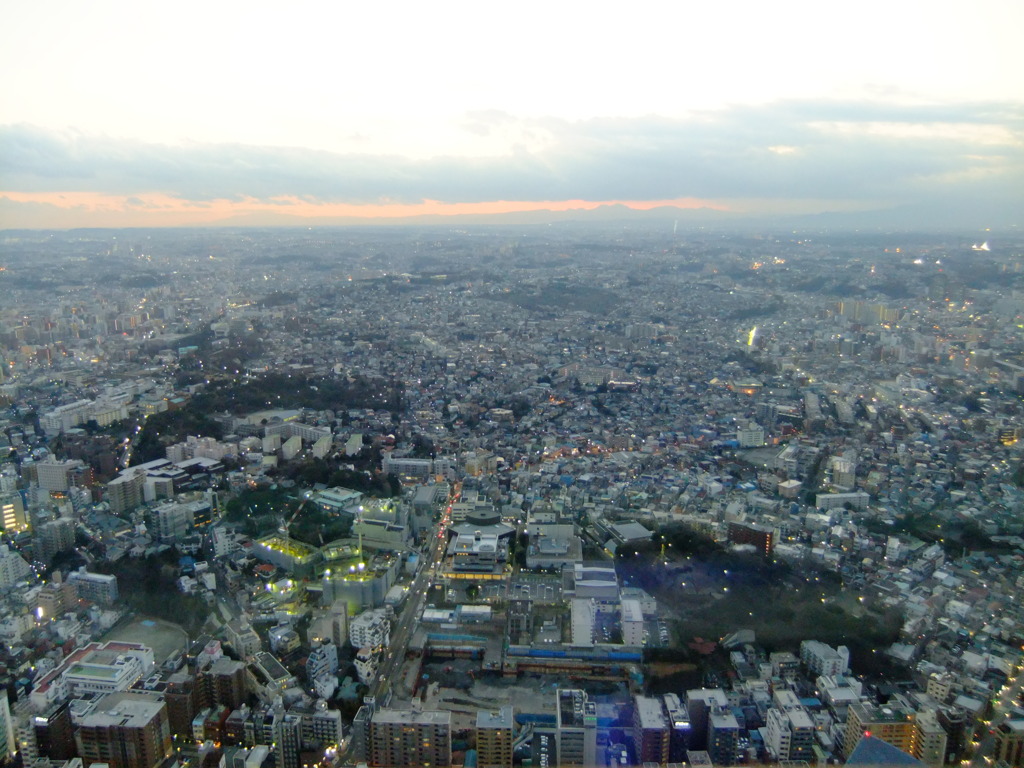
[[1, 99, 1022, 219]]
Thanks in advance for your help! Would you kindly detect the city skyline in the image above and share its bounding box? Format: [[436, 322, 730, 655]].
[[2, 0, 1022, 229]]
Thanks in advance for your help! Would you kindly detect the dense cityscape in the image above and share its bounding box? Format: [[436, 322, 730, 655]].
[[1, 224, 1024, 768]]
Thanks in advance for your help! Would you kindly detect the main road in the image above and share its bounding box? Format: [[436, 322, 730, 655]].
[[968, 661, 1023, 767], [365, 498, 452, 704]]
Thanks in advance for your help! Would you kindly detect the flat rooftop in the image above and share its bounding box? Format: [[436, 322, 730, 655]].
[[373, 708, 451, 726], [476, 707, 514, 729]]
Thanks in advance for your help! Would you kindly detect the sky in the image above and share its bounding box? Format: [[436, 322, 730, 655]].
[[1, 1, 1022, 229]]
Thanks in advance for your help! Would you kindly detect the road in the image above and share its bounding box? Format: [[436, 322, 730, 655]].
[[365, 497, 452, 704], [968, 661, 1023, 767]]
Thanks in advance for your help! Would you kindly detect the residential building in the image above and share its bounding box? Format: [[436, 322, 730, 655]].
[[476, 707, 514, 768], [370, 707, 451, 768], [993, 720, 1024, 768], [0, 543, 31, 588], [34, 517, 75, 565], [74, 692, 172, 768], [0, 696, 15, 765], [66, 567, 119, 604], [707, 706, 741, 766], [800, 639, 850, 677], [349, 608, 390, 650], [633, 695, 669, 765], [764, 690, 815, 762], [914, 708, 948, 766], [844, 701, 917, 759]]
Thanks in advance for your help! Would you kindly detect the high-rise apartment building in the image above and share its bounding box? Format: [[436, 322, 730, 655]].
[[685, 689, 728, 751], [74, 692, 172, 768], [66, 568, 119, 604], [914, 708, 948, 766], [765, 690, 815, 762], [662, 693, 691, 762], [633, 695, 669, 765], [197, 658, 248, 711], [476, 707, 513, 768], [34, 517, 75, 566], [370, 707, 451, 768], [844, 701, 917, 759], [0, 544, 32, 588], [275, 713, 303, 768], [36, 458, 85, 493], [993, 720, 1024, 767], [707, 706, 741, 766], [32, 702, 76, 760], [0, 696, 16, 765], [800, 639, 850, 677], [105, 469, 145, 515]]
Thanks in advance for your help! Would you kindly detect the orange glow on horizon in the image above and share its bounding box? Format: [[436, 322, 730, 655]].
[[0, 190, 729, 228]]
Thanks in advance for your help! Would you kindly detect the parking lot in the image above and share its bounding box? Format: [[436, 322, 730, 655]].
[[509, 576, 562, 604]]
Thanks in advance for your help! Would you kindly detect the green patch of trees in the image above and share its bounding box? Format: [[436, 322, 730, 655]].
[[617, 523, 902, 662], [95, 552, 211, 635], [131, 409, 225, 465], [191, 372, 402, 416]]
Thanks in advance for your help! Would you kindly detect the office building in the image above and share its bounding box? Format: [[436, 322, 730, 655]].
[[1, 492, 27, 532], [36, 458, 86, 493], [30, 641, 155, 712], [506, 598, 533, 645], [556, 689, 597, 767]]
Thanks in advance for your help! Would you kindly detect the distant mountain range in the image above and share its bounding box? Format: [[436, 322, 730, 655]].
[[208, 200, 1015, 233]]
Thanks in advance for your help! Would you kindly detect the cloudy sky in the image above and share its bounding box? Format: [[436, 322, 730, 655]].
[[1, 1, 1021, 228]]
